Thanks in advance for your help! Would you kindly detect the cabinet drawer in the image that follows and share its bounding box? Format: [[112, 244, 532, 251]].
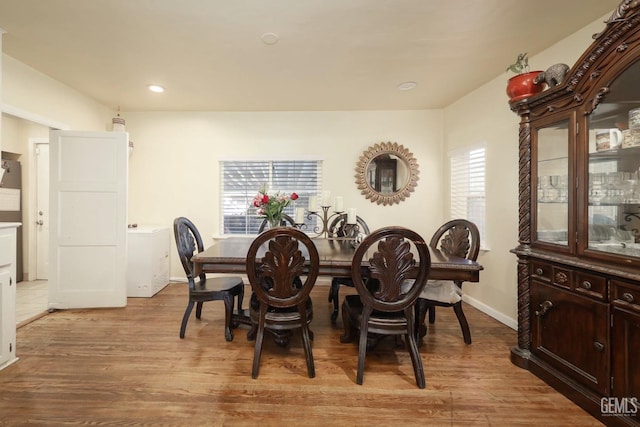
[[531, 261, 552, 282], [574, 272, 607, 301], [611, 280, 640, 313]]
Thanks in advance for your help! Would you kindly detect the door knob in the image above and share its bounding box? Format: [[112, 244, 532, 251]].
[[36, 220, 44, 225]]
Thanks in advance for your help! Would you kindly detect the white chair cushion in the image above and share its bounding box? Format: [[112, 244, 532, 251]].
[[419, 280, 462, 304], [399, 279, 462, 304]]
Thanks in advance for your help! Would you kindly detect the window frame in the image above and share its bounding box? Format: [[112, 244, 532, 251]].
[[220, 158, 323, 235], [449, 144, 486, 248]]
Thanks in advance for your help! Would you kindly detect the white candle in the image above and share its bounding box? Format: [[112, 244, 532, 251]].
[[334, 196, 344, 212], [322, 191, 331, 206], [347, 208, 357, 224], [295, 207, 305, 224], [308, 196, 318, 212]]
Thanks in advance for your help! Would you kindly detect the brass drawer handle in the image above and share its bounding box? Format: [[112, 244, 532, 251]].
[[594, 342, 605, 352], [535, 267, 544, 275], [581, 281, 592, 290], [622, 292, 635, 303], [535, 300, 553, 317]]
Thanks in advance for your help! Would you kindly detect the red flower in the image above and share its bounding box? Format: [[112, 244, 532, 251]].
[[262, 194, 269, 204], [291, 192, 299, 200]]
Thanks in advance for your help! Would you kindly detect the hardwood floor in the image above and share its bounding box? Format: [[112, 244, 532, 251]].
[[1, 282, 603, 426]]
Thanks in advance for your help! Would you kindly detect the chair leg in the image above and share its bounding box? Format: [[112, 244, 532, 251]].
[[339, 301, 356, 343], [330, 280, 340, 323], [180, 301, 195, 338], [223, 294, 235, 342], [356, 307, 372, 385], [405, 308, 426, 388], [237, 285, 245, 313], [299, 304, 315, 378], [195, 301, 204, 319], [414, 298, 428, 345], [247, 323, 257, 341], [251, 306, 267, 379], [453, 301, 472, 344], [428, 305, 436, 324]]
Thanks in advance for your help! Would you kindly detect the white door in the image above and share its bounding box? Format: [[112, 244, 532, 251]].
[[35, 143, 49, 280], [48, 131, 128, 309]]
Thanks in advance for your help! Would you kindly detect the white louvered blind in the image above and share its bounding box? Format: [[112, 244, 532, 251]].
[[220, 160, 322, 235], [450, 146, 486, 245]]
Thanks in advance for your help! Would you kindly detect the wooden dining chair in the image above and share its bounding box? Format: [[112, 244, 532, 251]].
[[415, 219, 480, 345], [340, 226, 431, 388], [257, 213, 295, 233], [246, 227, 320, 379], [327, 214, 370, 323], [173, 217, 245, 341]]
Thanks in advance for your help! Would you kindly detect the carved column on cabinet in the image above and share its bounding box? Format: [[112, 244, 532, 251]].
[[517, 118, 532, 247], [515, 117, 533, 356]]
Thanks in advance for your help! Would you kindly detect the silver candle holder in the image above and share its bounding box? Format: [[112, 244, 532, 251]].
[[295, 205, 344, 238]]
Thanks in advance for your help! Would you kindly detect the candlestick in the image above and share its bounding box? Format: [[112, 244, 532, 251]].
[[334, 196, 344, 212], [298, 193, 357, 239], [322, 191, 331, 206], [295, 207, 305, 224], [347, 208, 357, 224], [308, 196, 318, 212]]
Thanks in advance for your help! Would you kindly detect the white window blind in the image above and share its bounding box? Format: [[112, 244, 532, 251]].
[[450, 146, 486, 245], [220, 160, 322, 235]]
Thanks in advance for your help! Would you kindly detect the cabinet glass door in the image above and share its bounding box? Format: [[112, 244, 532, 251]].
[[587, 60, 640, 259], [536, 120, 570, 246]]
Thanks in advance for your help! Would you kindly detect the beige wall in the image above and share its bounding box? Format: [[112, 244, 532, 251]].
[[124, 110, 444, 278], [443, 13, 612, 326], [2, 54, 113, 131]]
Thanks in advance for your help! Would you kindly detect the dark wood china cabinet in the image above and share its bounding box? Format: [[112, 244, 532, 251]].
[[511, 2, 640, 425]]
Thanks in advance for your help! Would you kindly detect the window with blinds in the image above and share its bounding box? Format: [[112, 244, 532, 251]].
[[450, 146, 486, 245], [220, 160, 322, 235]]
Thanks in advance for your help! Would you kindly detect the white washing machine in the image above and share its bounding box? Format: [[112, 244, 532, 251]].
[[126, 225, 170, 297]]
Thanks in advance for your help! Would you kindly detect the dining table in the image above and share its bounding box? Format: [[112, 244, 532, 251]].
[[192, 236, 483, 281], [191, 236, 483, 344]]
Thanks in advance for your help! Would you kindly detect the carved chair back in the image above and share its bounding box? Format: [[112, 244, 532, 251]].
[[429, 219, 480, 263], [352, 226, 431, 313], [246, 227, 319, 309], [328, 214, 370, 239], [173, 217, 205, 285]]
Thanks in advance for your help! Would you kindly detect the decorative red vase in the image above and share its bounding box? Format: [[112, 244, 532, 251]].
[[507, 71, 544, 102]]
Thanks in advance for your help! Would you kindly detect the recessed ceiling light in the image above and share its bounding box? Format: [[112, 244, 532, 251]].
[[398, 81, 417, 91], [261, 32, 279, 45], [147, 84, 165, 93]]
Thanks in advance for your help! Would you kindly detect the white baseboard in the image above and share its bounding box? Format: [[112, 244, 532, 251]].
[[462, 294, 517, 330]]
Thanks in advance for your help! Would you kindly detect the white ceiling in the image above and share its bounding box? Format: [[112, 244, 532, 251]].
[[0, 0, 621, 112]]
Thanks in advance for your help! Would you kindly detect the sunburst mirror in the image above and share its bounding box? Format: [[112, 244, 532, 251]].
[[355, 141, 420, 206]]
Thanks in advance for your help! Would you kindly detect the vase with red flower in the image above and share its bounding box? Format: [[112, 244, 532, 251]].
[[252, 185, 299, 230]]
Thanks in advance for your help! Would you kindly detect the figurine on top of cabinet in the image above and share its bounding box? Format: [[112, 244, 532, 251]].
[[533, 63, 570, 88]]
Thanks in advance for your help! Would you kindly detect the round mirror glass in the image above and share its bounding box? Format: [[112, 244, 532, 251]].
[[355, 142, 419, 205]]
